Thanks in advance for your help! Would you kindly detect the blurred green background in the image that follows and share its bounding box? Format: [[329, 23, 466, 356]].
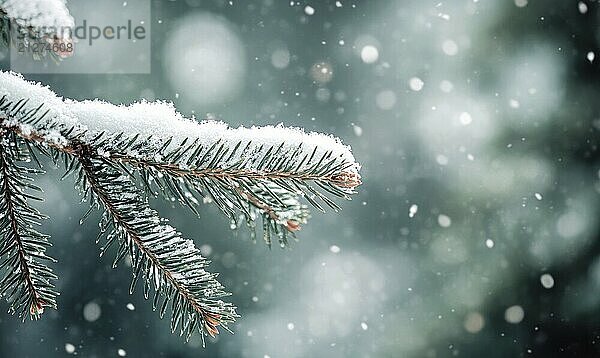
[[1, 0, 600, 357]]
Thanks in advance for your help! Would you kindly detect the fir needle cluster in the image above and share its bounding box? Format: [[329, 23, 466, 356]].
[[0, 1, 361, 345]]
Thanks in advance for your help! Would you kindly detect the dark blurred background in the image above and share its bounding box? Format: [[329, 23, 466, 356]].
[[1, 0, 600, 357]]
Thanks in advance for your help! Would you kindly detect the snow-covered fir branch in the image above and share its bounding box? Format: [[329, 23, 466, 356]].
[[0, 0, 74, 39], [0, 71, 359, 176], [0, 70, 361, 342], [0, 71, 360, 227]]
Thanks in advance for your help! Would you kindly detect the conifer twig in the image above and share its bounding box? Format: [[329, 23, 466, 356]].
[[0, 0, 74, 58], [0, 70, 361, 342], [0, 130, 58, 320]]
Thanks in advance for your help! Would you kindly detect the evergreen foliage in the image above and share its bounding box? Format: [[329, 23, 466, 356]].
[[0, 1, 361, 342]]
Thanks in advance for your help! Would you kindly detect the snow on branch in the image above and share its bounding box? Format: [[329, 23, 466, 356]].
[[0, 0, 74, 39], [0, 71, 359, 177], [0, 70, 362, 341], [0, 71, 361, 229]]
